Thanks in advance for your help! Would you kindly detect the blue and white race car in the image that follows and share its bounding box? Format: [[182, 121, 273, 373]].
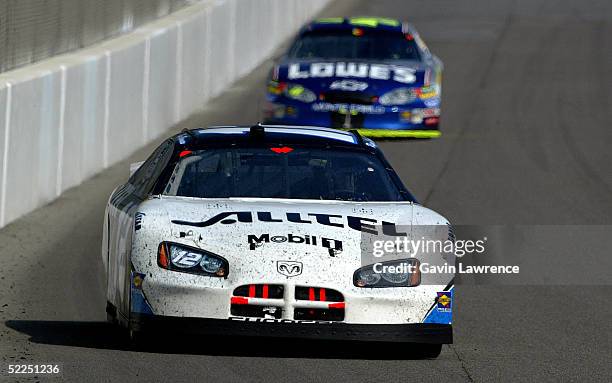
[[263, 17, 443, 138]]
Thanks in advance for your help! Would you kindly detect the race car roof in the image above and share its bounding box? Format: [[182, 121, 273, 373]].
[[176, 125, 376, 149], [305, 17, 404, 33], [155, 125, 411, 201]]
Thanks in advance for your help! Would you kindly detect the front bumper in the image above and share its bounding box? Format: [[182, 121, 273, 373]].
[[131, 313, 452, 344], [136, 274, 450, 325]]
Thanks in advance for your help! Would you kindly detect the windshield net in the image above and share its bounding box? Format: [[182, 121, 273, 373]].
[[163, 147, 403, 201], [288, 30, 421, 61]]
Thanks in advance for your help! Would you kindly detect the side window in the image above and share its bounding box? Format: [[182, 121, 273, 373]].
[[130, 140, 174, 197]]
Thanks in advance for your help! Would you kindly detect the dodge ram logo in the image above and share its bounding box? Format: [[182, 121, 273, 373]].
[[277, 261, 303, 277]]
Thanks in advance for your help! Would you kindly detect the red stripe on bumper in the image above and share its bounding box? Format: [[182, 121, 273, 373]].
[[308, 287, 315, 301], [231, 297, 249, 305]]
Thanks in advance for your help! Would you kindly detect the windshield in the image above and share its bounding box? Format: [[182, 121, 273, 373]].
[[163, 147, 404, 201], [288, 30, 421, 61]]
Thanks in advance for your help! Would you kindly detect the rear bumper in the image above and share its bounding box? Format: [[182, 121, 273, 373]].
[[263, 99, 441, 135], [131, 313, 452, 344]]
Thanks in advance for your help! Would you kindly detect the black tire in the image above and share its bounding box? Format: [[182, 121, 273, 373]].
[[106, 301, 118, 325], [415, 343, 443, 359], [126, 328, 142, 349]]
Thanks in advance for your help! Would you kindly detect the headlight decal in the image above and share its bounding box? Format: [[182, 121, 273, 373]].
[[158, 242, 229, 278], [379, 88, 418, 105], [267, 81, 317, 103], [379, 85, 440, 105], [170, 247, 203, 268], [284, 83, 317, 103], [354, 258, 421, 288]]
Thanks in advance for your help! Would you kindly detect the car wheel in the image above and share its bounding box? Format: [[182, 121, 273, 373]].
[[415, 343, 442, 359], [106, 301, 118, 325], [126, 324, 149, 350], [127, 329, 141, 349]]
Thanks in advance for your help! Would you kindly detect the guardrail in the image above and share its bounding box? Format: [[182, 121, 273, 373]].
[[0, 0, 329, 228]]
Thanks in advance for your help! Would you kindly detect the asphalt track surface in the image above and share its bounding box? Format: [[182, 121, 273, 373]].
[[1, 0, 612, 382]]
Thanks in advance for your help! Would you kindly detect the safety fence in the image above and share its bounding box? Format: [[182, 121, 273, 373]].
[[0, 0, 193, 73], [0, 0, 330, 227]]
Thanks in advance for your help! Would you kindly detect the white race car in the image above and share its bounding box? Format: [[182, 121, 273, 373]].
[[103, 125, 454, 357]]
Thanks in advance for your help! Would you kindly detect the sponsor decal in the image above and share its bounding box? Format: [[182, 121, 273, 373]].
[[424, 287, 453, 324], [329, 79, 369, 91], [172, 211, 406, 236], [130, 272, 153, 315], [262, 306, 279, 319], [132, 273, 144, 289], [277, 261, 303, 277], [287, 62, 417, 84], [134, 212, 145, 231], [312, 102, 385, 114], [436, 291, 452, 312], [421, 107, 441, 117], [423, 98, 441, 107], [230, 317, 334, 324], [424, 117, 440, 126], [249, 233, 342, 257]]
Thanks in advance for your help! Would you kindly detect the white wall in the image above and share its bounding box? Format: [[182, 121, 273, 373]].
[[0, 0, 330, 228]]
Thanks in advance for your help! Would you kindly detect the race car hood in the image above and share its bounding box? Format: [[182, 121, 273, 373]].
[[137, 197, 449, 266], [132, 197, 453, 322], [273, 60, 430, 95]]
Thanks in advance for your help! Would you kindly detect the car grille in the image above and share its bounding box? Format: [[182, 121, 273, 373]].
[[323, 90, 375, 105], [233, 284, 284, 299], [295, 286, 344, 302], [230, 284, 345, 322]]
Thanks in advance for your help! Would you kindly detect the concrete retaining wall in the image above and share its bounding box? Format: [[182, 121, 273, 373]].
[[0, 0, 329, 228]]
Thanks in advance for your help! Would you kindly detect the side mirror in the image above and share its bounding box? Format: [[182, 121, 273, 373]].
[[129, 161, 145, 178]]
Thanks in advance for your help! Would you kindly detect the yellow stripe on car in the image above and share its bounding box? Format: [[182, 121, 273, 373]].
[[316, 17, 344, 24], [377, 18, 401, 27], [349, 17, 400, 28], [351, 129, 442, 138]]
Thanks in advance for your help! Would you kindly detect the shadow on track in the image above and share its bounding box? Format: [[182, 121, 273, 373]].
[[5, 320, 440, 360]]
